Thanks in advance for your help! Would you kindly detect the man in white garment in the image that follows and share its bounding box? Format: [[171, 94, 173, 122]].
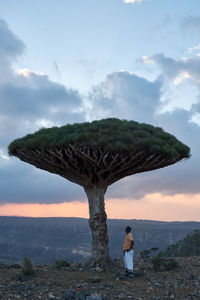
[[123, 226, 134, 279]]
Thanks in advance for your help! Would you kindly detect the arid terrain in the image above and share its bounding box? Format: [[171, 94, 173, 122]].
[[0, 256, 200, 300]]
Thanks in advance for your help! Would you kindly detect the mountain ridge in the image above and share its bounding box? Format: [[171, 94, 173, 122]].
[[0, 216, 200, 265]]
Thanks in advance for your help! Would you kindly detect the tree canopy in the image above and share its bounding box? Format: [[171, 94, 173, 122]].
[[9, 118, 190, 159], [8, 118, 190, 189]]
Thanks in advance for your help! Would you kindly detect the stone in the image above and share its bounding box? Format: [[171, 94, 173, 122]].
[[62, 288, 76, 300], [115, 273, 126, 280], [86, 294, 102, 300], [134, 271, 145, 277], [89, 276, 102, 283], [10, 264, 22, 269], [75, 290, 91, 300], [118, 294, 126, 299], [187, 274, 196, 281], [48, 292, 56, 299]]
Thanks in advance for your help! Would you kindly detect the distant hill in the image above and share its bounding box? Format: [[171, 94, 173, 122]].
[[0, 216, 200, 265], [161, 229, 200, 257]]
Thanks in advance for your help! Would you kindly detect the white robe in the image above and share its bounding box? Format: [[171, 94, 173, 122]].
[[124, 249, 134, 271]]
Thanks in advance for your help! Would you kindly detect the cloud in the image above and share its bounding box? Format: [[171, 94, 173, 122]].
[[0, 19, 85, 143], [150, 53, 200, 93], [123, 0, 143, 3], [0, 159, 85, 204], [0, 18, 25, 84], [188, 44, 200, 53], [173, 72, 191, 85], [0, 18, 24, 60], [87, 71, 162, 124], [0, 18, 86, 204], [1, 69, 82, 120]]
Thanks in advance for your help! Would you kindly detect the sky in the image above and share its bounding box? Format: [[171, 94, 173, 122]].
[[0, 0, 200, 221]]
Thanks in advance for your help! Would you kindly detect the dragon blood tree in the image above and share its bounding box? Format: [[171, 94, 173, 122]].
[[8, 118, 190, 268]]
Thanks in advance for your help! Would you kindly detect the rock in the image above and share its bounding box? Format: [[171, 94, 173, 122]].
[[134, 271, 145, 277], [76, 282, 88, 288], [115, 273, 126, 280], [75, 290, 91, 300], [62, 289, 100, 300], [15, 273, 34, 281], [48, 292, 56, 299], [118, 294, 126, 299], [10, 264, 21, 269], [76, 284, 83, 288], [187, 274, 196, 281], [95, 266, 103, 272], [89, 276, 102, 283], [86, 295, 102, 300], [62, 288, 76, 300]]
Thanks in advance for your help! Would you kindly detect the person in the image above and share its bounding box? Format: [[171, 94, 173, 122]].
[[123, 226, 134, 279]]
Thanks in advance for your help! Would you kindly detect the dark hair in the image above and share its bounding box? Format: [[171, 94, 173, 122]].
[[126, 226, 131, 232]]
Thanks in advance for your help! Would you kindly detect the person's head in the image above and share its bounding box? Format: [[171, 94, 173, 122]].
[[125, 226, 131, 233]]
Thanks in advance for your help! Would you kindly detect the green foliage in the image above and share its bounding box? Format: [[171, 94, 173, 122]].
[[152, 257, 179, 271], [161, 229, 200, 257], [22, 256, 34, 275], [54, 259, 70, 269], [8, 118, 190, 160]]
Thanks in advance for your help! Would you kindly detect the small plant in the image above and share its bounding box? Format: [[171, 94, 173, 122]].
[[22, 256, 34, 275], [163, 259, 179, 271], [152, 257, 162, 271], [54, 259, 70, 269], [152, 257, 179, 272]]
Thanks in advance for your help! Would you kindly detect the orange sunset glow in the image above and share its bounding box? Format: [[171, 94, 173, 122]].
[[1, 193, 200, 221]]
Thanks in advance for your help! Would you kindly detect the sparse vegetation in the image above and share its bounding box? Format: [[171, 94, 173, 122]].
[[22, 256, 34, 275], [54, 259, 70, 269], [152, 257, 179, 271], [160, 229, 200, 257]]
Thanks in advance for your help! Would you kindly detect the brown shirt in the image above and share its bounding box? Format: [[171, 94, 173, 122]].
[[123, 232, 134, 251]]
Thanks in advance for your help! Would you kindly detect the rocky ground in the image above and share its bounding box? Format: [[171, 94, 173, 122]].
[[0, 256, 200, 300]]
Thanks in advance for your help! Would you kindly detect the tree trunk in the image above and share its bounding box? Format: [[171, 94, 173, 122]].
[[84, 186, 111, 268]]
